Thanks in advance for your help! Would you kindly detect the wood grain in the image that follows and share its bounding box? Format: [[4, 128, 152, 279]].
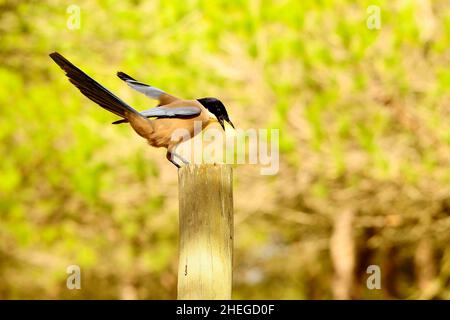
[[177, 164, 233, 300]]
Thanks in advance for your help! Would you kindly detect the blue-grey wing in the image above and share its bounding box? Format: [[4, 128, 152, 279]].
[[111, 105, 201, 124], [140, 106, 201, 118]]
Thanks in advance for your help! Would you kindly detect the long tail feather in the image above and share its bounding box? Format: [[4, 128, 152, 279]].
[[49, 52, 139, 119]]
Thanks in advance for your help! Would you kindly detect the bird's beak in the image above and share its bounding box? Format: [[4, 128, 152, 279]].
[[227, 119, 235, 129], [218, 119, 235, 131]]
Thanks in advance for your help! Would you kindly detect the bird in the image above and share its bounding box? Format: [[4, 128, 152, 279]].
[[49, 52, 234, 168]]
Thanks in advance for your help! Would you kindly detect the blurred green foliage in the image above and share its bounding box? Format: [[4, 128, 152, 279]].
[[0, 0, 449, 299]]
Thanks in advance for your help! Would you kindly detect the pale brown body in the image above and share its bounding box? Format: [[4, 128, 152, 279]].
[[125, 97, 214, 163]]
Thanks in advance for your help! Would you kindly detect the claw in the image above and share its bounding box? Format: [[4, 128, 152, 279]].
[[166, 151, 181, 168]]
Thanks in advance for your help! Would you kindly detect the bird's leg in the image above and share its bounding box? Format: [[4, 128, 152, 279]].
[[169, 145, 190, 165], [172, 151, 189, 165]]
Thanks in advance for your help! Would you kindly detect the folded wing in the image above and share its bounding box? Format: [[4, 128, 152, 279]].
[[112, 106, 201, 124]]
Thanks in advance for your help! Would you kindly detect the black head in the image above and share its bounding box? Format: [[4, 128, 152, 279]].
[[197, 97, 235, 131]]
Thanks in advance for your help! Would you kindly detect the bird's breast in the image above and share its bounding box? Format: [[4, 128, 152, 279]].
[[147, 115, 210, 148]]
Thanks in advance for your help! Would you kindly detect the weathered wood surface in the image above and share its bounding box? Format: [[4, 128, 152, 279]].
[[177, 164, 233, 300]]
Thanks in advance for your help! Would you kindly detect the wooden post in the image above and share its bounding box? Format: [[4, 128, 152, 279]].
[[177, 164, 233, 300]]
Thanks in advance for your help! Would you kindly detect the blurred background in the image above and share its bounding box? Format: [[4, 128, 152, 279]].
[[0, 0, 449, 299]]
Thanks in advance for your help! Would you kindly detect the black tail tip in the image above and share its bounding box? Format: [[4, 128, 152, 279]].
[[117, 71, 136, 82], [49, 51, 62, 60], [49, 51, 72, 70]]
